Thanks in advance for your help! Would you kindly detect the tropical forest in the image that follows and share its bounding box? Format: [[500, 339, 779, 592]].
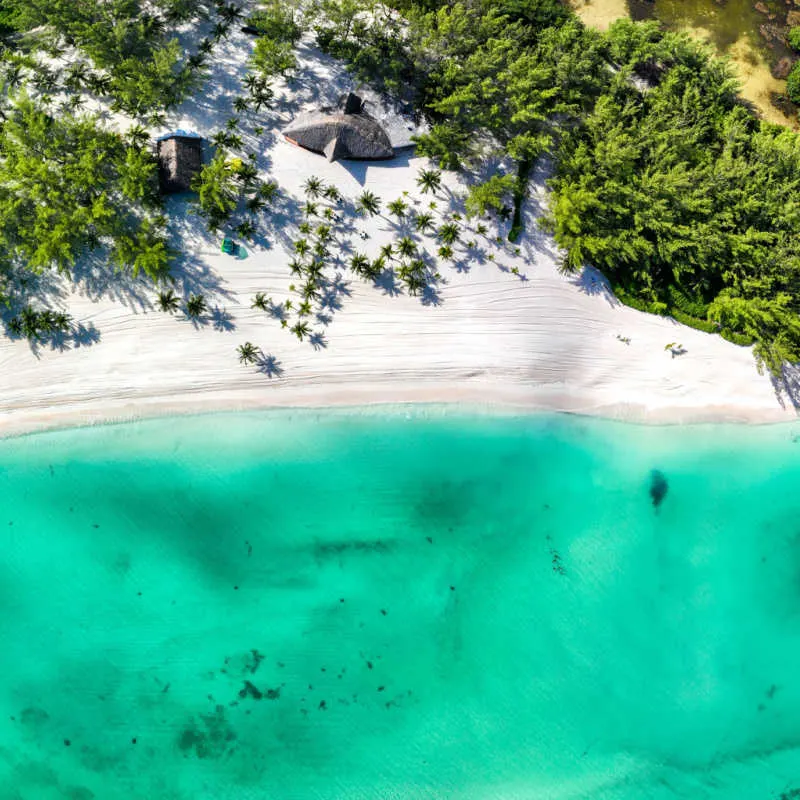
[[0, 0, 798, 376]]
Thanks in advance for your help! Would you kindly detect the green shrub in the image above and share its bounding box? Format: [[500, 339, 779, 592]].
[[789, 26, 800, 52], [720, 328, 755, 347], [787, 61, 800, 104], [666, 285, 709, 319], [669, 309, 717, 333]]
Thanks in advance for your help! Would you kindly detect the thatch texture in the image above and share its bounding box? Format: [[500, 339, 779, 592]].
[[283, 111, 394, 162], [157, 136, 203, 193]]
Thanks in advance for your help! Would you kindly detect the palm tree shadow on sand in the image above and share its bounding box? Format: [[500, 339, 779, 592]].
[[256, 353, 284, 377]]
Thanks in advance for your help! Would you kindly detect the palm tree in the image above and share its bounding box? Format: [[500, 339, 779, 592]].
[[396, 236, 416, 258], [237, 341, 260, 364], [417, 168, 442, 195], [413, 212, 434, 233], [437, 222, 460, 245], [219, 3, 244, 23], [437, 244, 454, 261], [315, 224, 332, 242], [291, 321, 311, 340], [186, 294, 207, 318], [303, 176, 324, 198], [233, 97, 250, 113], [294, 239, 310, 257], [301, 279, 319, 300], [251, 292, 271, 311], [298, 300, 312, 316], [157, 288, 180, 313], [304, 201, 318, 217], [288, 259, 304, 277], [380, 243, 394, 260], [388, 198, 407, 220], [246, 195, 266, 214], [323, 185, 342, 203], [298, 221, 312, 235], [350, 253, 370, 276], [243, 73, 260, 91], [235, 220, 256, 240], [356, 190, 381, 217], [251, 86, 274, 112], [126, 124, 150, 149], [476, 223, 488, 236], [258, 181, 278, 201]]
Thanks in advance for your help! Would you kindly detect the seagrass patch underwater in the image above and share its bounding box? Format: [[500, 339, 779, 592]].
[[1, 409, 799, 800]]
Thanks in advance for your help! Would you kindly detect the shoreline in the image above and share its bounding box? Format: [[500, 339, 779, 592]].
[[1, 380, 795, 441]]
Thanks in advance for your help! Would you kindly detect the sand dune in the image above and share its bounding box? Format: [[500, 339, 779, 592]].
[[0, 26, 796, 437]]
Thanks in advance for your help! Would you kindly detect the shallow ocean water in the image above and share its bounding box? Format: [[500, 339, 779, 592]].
[[1, 409, 799, 800]]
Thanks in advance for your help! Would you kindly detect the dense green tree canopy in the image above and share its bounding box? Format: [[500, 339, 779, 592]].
[[0, 96, 168, 285]]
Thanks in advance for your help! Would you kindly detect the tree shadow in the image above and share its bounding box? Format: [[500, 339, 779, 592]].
[[373, 269, 403, 297], [420, 284, 442, 307], [69, 249, 153, 312], [569, 266, 620, 308], [169, 251, 235, 305], [772, 363, 800, 413], [309, 331, 328, 350], [256, 353, 283, 377], [210, 306, 236, 332]]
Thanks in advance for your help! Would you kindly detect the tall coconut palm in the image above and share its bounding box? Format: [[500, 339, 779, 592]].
[[157, 288, 180, 313], [294, 239, 310, 257], [246, 195, 266, 214], [237, 341, 260, 364], [126, 124, 150, 149], [380, 243, 394, 261], [304, 201, 318, 217], [303, 176, 324, 198], [413, 212, 435, 233], [437, 222, 460, 245], [288, 258, 304, 277], [315, 224, 332, 242], [388, 198, 407, 220], [396, 236, 416, 258], [356, 190, 381, 217], [417, 168, 442, 195], [219, 3, 244, 23], [350, 253, 370, 276], [292, 321, 311, 341], [302, 280, 319, 300], [236, 220, 256, 240], [437, 244, 454, 261], [233, 96, 250, 113], [298, 300, 312, 316], [186, 294, 207, 318], [251, 292, 271, 311], [258, 180, 278, 201], [323, 185, 342, 203]]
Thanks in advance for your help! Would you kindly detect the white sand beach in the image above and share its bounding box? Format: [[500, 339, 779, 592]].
[[0, 24, 797, 437]]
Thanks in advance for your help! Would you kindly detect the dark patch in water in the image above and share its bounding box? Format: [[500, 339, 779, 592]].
[[649, 470, 668, 509], [314, 539, 392, 558]]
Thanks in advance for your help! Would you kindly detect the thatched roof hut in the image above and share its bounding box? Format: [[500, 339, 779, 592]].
[[157, 134, 203, 194], [283, 94, 393, 162]]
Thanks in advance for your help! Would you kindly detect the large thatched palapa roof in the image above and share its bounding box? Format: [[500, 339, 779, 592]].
[[283, 93, 394, 162], [157, 134, 203, 193]]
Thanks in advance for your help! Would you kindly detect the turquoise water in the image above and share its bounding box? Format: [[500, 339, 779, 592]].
[[1, 409, 800, 800]]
